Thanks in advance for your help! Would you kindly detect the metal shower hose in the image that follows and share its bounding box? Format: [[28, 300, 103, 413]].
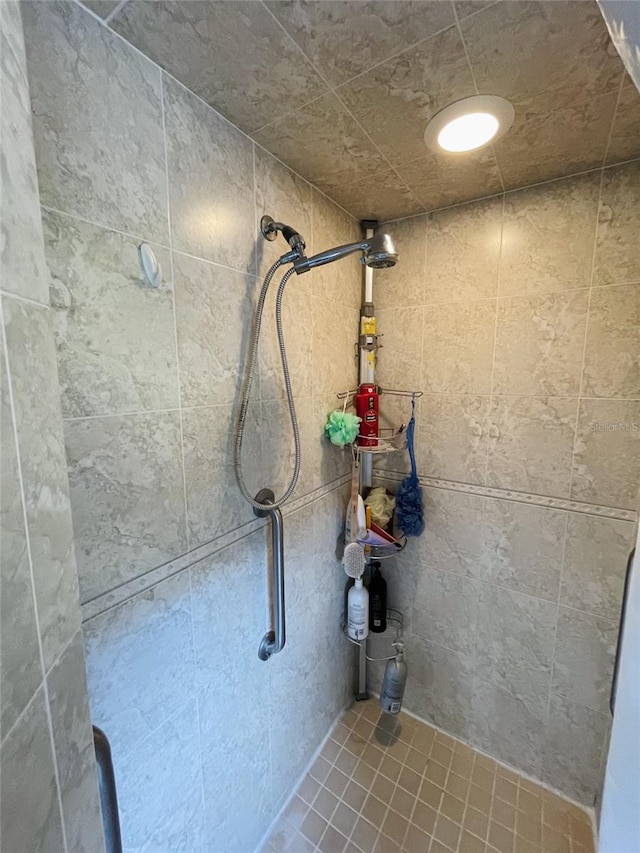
[[234, 260, 301, 512]]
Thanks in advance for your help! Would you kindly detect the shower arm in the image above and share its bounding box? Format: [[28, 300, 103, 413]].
[[292, 240, 371, 274], [254, 489, 286, 661]]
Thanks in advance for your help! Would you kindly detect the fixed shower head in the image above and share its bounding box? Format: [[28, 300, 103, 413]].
[[293, 230, 398, 274]]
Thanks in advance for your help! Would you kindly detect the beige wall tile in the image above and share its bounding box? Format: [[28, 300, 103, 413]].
[[493, 291, 588, 396], [418, 394, 490, 484], [552, 606, 618, 714], [417, 488, 485, 579], [423, 299, 496, 394], [475, 586, 557, 715], [594, 161, 640, 285], [375, 216, 427, 310], [571, 399, 640, 509], [312, 297, 359, 397], [582, 283, 640, 398], [541, 694, 609, 804], [376, 306, 424, 390], [482, 499, 566, 601], [500, 173, 600, 297], [561, 513, 635, 621], [486, 396, 577, 497], [413, 568, 482, 656], [425, 197, 502, 304], [605, 83, 640, 166], [311, 189, 361, 310]]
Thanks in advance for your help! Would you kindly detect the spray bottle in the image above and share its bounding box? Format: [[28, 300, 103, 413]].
[[380, 642, 407, 715]]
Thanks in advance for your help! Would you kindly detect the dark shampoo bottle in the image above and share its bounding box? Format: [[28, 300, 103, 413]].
[[369, 562, 387, 633]]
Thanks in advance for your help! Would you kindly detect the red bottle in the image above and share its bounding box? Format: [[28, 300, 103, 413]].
[[355, 383, 379, 447]]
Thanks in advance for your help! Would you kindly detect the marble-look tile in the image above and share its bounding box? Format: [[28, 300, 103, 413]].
[[255, 146, 313, 280], [83, 571, 195, 759], [475, 585, 556, 715], [470, 676, 544, 779], [571, 399, 640, 510], [552, 606, 618, 714], [494, 92, 617, 192], [0, 687, 65, 853], [116, 700, 206, 852], [2, 297, 80, 668], [311, 298, 359, 397], [337, 26, 475, 167], [500, 173, 600, 297], [0, 333, 41, 740], [253, 92, 389, 194], [22, 0, 168, 243], [425, 196, 502, 304], [418, 394, 489, 484], [375, 215, 427, 309], [308, 395, 352, 492], [163, 75, 255, 272], [482, 498, 565, 602], [266, 1, 455, 88], [542, 694, 609, 805], [79, 0, 121, 19], [64, 411, 187, 602], [0, 0, 49, 303], [43, 210, 178, 418], [582, 283, 640, 398], [486, 396, 577, 497], [460, 1, 623, 115], [397, 147, 504, 214], [47, 631, 105, 853], [605, 81, 640, 165], [413, 568, 482, 656], [260, 283, 313, 402], [416, 488, 485, 580], [182, 403, 258, 548], [594, 161, 640, 285], [375, 306, 424, 391], [404, 635, 476, 744], [561, 513, 635, 622], [493, 290, 589, 396], [173, 251, 255, 408], [423, 299, 496, 394], [190, 531, 266, 686], [111, 0, 326, 135], [199, 654, 271, 853], [311, 188, 361, 309], [326, 170, 427, 223]]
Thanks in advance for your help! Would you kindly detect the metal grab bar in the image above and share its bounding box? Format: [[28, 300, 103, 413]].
[[254, 488, 286, 661], [93, 726, 123, 853]]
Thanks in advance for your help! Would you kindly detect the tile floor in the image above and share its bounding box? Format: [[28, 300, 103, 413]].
[[264, 699, 595, 853]]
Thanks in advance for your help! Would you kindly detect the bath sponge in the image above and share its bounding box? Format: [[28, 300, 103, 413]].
[[324, 410, 361, 447]]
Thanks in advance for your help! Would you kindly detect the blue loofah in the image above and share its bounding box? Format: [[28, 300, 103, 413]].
[[395, 398, 425, 537], [324, 410, 361, 447]]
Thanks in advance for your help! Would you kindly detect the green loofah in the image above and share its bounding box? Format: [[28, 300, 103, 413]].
[[324, 410, 361, 447]]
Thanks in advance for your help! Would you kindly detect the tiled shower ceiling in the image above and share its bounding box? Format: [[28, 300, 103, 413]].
[[86, 0, 640, 221]]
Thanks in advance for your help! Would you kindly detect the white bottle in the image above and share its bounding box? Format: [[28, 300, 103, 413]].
[[347, 577, 369, 640]]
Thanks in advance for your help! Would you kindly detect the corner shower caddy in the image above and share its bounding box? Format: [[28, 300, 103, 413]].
[[336, 386, 422, 557]]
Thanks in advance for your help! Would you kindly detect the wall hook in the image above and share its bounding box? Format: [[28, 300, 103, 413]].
[[138, 243, 162, 288]]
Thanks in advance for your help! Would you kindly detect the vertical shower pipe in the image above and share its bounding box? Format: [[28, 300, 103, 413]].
[[357, 220, 378, 699]]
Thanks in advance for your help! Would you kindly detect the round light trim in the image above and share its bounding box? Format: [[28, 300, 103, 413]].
[[425, 95, 515, 154]]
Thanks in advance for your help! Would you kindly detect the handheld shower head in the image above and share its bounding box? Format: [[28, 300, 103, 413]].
[[293, 230, 397, 274], [364, 231, 397, 269]]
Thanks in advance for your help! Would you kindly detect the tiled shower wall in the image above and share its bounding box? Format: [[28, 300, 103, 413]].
[[0, 3, 103, 851], [22, 1, 361, 849], [372, 161, 640, 805]]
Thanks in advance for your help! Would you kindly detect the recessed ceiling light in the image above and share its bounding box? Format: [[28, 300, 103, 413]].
[[424, 95, 515, 154]]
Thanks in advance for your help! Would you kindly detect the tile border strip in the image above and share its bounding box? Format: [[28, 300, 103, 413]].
[[81, 473, 351, 622], [374, 470, 637, 522]]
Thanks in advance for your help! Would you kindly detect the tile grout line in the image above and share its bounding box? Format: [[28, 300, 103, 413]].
[[0, 297, 70, 852], [601, 75, 626, 169], [567, 166, 606, 503], [159, 71, 191, 553]]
